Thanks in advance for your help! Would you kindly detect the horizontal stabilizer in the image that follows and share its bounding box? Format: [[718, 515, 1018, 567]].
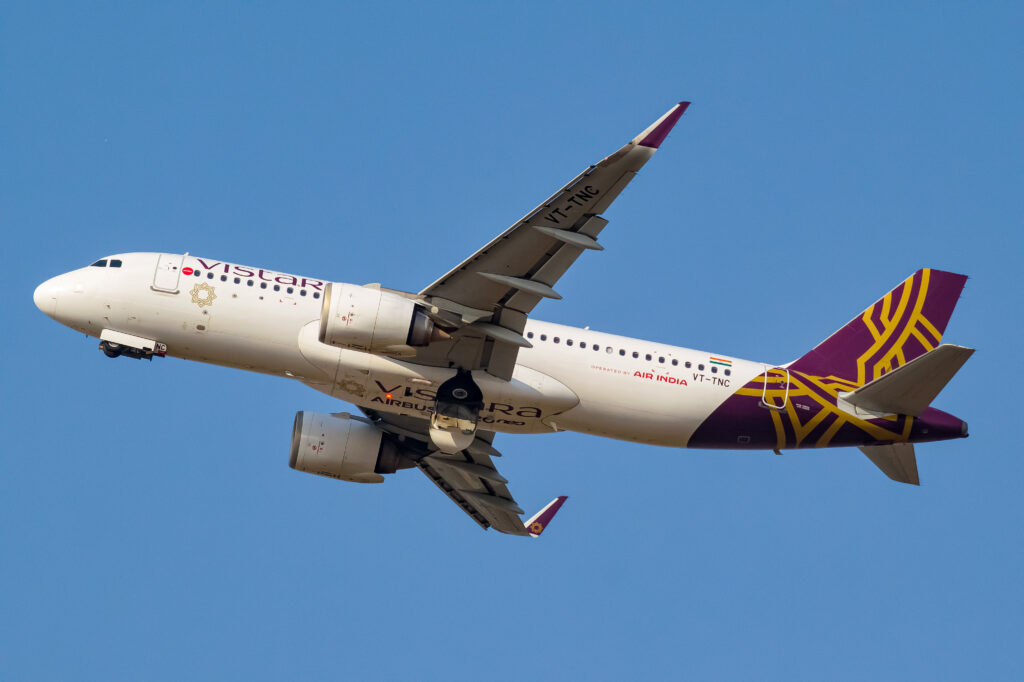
[[840, 344, 974, 417], [859, 443, 919, 485]]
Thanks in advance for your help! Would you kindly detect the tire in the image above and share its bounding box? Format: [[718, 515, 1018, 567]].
[[101, 341, 122, 358]]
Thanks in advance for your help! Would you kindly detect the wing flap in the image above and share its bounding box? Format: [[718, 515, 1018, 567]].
[[419, 449, 530, 535]]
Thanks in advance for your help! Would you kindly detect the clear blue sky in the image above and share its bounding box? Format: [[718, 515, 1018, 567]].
[[2, 2, 1022, 680]]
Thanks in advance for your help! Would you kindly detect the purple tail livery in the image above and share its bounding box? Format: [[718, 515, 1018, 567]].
[[689, 268, 971, 475], [790, 268, 968, 386]]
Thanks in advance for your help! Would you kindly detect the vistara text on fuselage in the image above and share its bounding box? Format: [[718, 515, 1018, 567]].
[[33, 102, 973, 536]]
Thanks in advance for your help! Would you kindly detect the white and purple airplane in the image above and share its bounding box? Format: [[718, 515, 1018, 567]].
[[34, 102, 973, 536]]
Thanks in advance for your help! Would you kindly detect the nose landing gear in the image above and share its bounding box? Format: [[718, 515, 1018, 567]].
[[98, 336, 167, 361], [429, 369, 484, 453]]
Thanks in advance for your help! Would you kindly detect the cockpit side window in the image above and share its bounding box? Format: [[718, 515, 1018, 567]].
[[91, 259, 108, 267], [109, 259, 122, 268]]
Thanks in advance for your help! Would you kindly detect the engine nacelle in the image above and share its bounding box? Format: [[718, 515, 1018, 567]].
[[289, 411, 413, 484], [318, 282, 441, 354]]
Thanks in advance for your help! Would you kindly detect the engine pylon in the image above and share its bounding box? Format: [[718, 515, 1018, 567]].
[[429, 369, 484, 454]]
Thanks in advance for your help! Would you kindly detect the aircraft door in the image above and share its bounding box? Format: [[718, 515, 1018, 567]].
[[760, 366, 790, 410], [152, 253, 185, 293]]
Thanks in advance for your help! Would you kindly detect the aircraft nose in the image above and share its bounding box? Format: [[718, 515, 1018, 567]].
[[33, 276, 61, 318]]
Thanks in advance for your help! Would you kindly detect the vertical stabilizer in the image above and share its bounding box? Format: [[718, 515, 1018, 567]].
[[790, 269, 967, 386]]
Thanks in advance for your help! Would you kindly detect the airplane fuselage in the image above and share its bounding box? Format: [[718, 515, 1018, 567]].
[[35, 252, 966, 452]]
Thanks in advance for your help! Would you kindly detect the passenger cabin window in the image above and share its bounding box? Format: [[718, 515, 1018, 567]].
[[645, 354, 652, 361], [91, 259, 108, 267], [566, 339, 573, 346], [671, 359, 678, 366], [527, 332, 534, 339], [632, 352, 639, 358], [553, 337, 560, 343]]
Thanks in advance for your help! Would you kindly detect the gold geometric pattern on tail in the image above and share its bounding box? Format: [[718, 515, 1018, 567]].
[[854, 268, 943, 385], [737, 369, 913, 449]]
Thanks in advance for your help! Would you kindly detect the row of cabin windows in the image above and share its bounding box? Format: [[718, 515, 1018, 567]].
[[525, 330, 731, 376], [90, 259, 123, 268], [191, 268, 320, 298]]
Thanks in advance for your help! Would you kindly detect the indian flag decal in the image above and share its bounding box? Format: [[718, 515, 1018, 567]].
[[709, 356, 732, 367]]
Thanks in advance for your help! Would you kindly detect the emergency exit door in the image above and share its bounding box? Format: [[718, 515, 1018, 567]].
[[152, 253, 185, 293]]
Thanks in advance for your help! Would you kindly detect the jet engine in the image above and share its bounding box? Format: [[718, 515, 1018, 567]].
[[289, 411, 415, 483], [318, 282, 446, 355]]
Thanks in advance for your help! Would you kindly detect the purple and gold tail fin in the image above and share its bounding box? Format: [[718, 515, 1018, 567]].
[[790, 268, 967, 386], [524, 496, 568, 538]]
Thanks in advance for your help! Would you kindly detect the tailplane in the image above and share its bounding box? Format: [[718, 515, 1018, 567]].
[[790, 268, 968, 386], [840, 344, 974, 417], [859, 443, 920, 485]]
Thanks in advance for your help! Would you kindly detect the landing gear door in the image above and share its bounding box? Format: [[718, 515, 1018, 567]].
[[152, 253, 185, 293]]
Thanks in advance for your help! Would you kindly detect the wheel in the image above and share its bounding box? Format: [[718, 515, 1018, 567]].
[[100, 341, 122, 358]]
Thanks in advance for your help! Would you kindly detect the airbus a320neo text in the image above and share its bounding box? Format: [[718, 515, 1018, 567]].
[[34, 102, 972, 536]]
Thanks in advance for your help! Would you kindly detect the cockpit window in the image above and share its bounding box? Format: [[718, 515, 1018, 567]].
[[91, 259, 108, 267], [109, 259, 122, 268]]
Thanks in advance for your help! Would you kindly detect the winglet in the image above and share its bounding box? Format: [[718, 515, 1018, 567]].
[[524, 496, 568, 537], [635, 102, 690, 149]]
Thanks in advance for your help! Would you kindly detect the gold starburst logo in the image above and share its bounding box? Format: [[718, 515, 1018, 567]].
[[529, 522, 544, 534], [190, 282, 217, 308]]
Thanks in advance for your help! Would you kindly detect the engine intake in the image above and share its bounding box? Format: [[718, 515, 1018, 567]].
[[289, 411, 414, 483], [318, 282, 445, 354]]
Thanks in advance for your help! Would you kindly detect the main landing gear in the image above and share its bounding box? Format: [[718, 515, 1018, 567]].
[[429, 369, 484, 454]]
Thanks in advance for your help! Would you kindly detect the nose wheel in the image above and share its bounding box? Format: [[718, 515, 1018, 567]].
[[99, 340, 122, 358], [98, 339, 167, 361], [429, 369, 484, 453]]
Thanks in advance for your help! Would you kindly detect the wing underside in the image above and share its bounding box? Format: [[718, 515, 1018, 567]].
[[361, 407, 561, 535]]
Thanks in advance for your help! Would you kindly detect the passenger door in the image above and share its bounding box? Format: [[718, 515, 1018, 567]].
[[152, 253, 184, 293]]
